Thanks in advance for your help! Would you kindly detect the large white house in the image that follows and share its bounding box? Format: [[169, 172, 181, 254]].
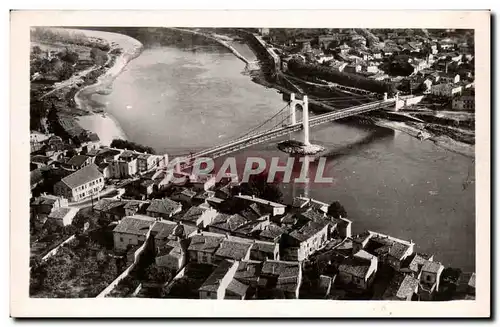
[[53, 164, 104, 202]]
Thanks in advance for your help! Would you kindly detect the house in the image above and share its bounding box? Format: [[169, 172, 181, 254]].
[[93, 199, 127, 221], [215, 184, 233, 200], [31, 194, 68, 217], [249, 241, 280, 261], [198, 259, 239, 299], [137, 153, 167, 172], [329, 61, 347, 72], [337, 43, 350, 55], [208, 213, 250, 235], [356, 231, 415, 271], [187, 232, 225, 265], [337, 250, 378, 290], [419, 260, 445, 293], [455, 272, 476, 297], [452, 90, 475, 111], [77, 132, 101, 153], [53, 164, 104, 202], [344, 64, 362, 74], [235, 194, 286, 216], [47, 207, 80, 226], [190, 174, 216, 192], [176, 205, 218, 228], [400, 252, 434, 278], [382, 273, 419, 301], [214, 238, 253, 263], [31, 155, 52, 169], [430, 83, 462, 97], [292, 196, 329, 213], [65, 155, 92, 171], [331, 216, 353, 238], [171, 188, 197, 204], [123, 200, 150, 217], [112, 215, 157, 251], [439, 72, 460, 84], [146, 197, 182, 220], [259, 260, 302, 299], [151, 221, 197, 271], [108, 150, 139, 178], [372, 50, 383, 59], [255, 223, 287, 243], [283, 220, 329, 261]]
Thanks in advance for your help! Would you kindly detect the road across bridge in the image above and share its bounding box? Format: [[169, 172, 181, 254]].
[[160, 93, 403, 170]]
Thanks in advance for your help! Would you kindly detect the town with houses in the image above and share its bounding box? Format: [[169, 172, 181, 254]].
[[29, 27, 476, 301]]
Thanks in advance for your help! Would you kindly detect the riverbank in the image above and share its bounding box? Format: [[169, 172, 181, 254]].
[[52, 28, 144, 146]]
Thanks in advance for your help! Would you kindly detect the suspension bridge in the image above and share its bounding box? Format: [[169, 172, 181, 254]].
[[158, 91, 407, 171]]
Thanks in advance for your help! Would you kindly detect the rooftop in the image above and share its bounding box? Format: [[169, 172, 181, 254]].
[[112, 215, 156, 236], [383, 273, 419, 299], [289, 220, 328, 242], [187, 233, 225, 254], [48, 207, 74, 219], [198, 259, 235, 293], [422, 260, 444, 274], [179, 206, 207, 224], [234, 261, 262, 284], [226, 278, 249, 297], [250, 241, 278, 255], [146, 197, 181, 216], [338, 257, 372, 279], [261, 260, 300, 278], [215, 239, 252, 261], [235, 194, 286, 208], [60, 164, 103, 189]]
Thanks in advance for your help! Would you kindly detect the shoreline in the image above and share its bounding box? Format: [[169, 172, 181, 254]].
[[47, 28, 144, 147]]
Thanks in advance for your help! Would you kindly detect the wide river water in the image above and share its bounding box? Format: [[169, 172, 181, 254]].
[[92, 37, 475, 271]]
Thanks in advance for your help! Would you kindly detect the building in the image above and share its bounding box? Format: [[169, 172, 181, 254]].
[[137, 153, 167, 173], [108, 150, 139, 179], [47, 207, 79, 226], [65, 155, 92, 171], [93, 199, 129, 222], [249, 241, 280, 261], [353, 231, 415, 271], [382, 273, 419, 301], [337, 250, 378, 290], [112, 215, 157, 251], [283, 220, 329, 261], [214, 238, 253, 263], [146, 197, 182, 220], [152, 220, 197, 271], [235, 194, 286, 216], [452, 91, 475, 111], [53, 164, 104, 202], [420, 260, 445, 292], [260, 260, 302, 299], [176, 205, 218, 228], [198, 259, 239, 299], [31, 194, 69, 217], [190, 174, 216, 192], [439, 72, 460, 84], [187, 232, 226, 265], [430, 83, 463, 98]]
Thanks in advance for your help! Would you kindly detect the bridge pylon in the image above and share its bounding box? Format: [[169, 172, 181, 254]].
[[289, 92, 310, 146]]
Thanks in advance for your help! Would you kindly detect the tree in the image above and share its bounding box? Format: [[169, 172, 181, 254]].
[[144, 265, 172, 284], [32, 45, 42, 56], [327, 201, 347, 218]]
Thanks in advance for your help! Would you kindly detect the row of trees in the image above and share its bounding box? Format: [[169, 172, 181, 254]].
[[288, 58, 397, 95], [30, 27, 110, 52], [110, 139, 156, 154]]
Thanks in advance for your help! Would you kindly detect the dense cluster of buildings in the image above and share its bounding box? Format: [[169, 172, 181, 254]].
[[261, 28, 475, 109]]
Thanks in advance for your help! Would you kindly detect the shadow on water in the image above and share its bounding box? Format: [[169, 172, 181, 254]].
[[321, 128, 395, 161]]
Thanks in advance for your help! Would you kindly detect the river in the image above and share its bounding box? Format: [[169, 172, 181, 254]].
[[91, 35, 475, 272]]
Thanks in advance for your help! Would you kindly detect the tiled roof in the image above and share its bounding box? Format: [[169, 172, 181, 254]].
[[261, 261, 300, 278], [31, 155, 51, 165], [211, 213, 248, 232], [235, 195, 286, 208], [60, 164, 103, 189], [112, 215, 156, 235], [422, 261, 444, 274], [226, 278, 249, 297], [251, 241, 277, 255], [388, 242, 410, 260], [187, 233, 224, 253], [151, 220, 177, 239], [67, 155, 90, 167], [234, 261, 262, 284], [407, 253, 432, 273], [300, 209, 326, 222], [289, 220, 328, 242], [146, 198, 181, 215], [48, 207, 72, 219], [93, 199, 127, 213], [292, 196, 310, 208], [351, 231, 372, 244], [258, 224, 286, 240], [198, 259, 235, 293], [383, 273, 419, 299], [338, 257, 371, 279], [215, 240, 252, 261], [354, 250, 375, 261], [181, 188, 197, 198], [180, 206, 205, 223]]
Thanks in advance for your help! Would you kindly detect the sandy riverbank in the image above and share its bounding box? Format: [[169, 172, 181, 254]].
[[46, 28, 143, 146]]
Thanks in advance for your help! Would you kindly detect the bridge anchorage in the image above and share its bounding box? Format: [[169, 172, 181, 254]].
[[277, 92, 325, 155]]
